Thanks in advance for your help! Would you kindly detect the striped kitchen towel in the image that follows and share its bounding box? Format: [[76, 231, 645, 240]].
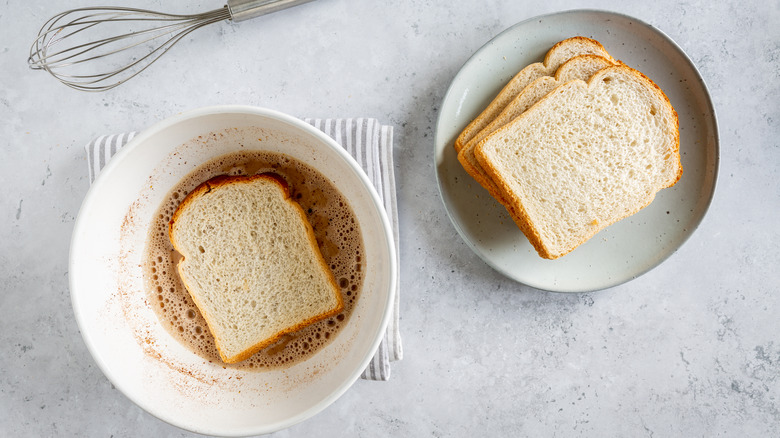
[[85, 118, 402, 381]]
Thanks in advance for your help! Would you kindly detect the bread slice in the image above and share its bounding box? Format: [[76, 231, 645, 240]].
[[458, 54, 617, 202], [169, 174, 343, 363], [475, 65, 682, 259], [454, 36, 615, 152]]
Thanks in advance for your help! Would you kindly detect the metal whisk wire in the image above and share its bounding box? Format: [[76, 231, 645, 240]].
[[28, 1, 316, 92], [29, 7, 232, 92]]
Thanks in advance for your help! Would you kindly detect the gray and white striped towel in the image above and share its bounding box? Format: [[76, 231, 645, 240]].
[[85, 118, 402, 381]]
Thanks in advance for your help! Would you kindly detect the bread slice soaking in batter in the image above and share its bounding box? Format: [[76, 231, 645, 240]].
[[169, 173, 343, 364]]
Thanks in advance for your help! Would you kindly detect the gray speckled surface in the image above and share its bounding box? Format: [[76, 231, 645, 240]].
[[1, 0, 779, 436]]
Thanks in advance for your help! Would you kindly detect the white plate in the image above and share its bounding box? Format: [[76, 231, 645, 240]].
[[69, 106, 396, 436], [435, 10, 718, 292]]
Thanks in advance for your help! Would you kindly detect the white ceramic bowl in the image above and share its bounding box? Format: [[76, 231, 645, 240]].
[[69, 106, 396, 436]]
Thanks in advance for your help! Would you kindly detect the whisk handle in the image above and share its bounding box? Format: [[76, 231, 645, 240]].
[[227, 0, 317, 22]]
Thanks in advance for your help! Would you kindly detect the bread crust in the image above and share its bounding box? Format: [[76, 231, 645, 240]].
[[169, 173, 343, 364], [475, 64, 681, 259], [458, 54, 619, 204], [454, 36, 614, 152]]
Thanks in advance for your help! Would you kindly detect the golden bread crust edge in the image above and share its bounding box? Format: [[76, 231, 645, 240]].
[[453, 36, 612, 153], [628, 68, 683, 186], [474, 64, 682, 259], [458, 54, 620, 205], [473, 149, 555, 259], [543, 36, 613, 65], [169, 173, 344, 364], [456, 147, 508, 203]]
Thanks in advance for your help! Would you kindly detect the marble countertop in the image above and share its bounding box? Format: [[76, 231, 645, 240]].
[[1, 0, 778, 436]]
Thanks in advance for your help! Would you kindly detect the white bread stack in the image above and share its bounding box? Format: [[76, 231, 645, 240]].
[[457, 37, 682, 259], [169, 174, 343, 364]]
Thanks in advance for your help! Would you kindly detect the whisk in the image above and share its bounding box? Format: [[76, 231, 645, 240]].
[[28, 0, 316, 91]]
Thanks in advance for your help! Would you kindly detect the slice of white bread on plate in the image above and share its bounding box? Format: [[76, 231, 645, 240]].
[[458, 54, 618, 202], [475, 65, 682, 259], [169, 173, 343, 364], [454, 36, 615, 152]]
